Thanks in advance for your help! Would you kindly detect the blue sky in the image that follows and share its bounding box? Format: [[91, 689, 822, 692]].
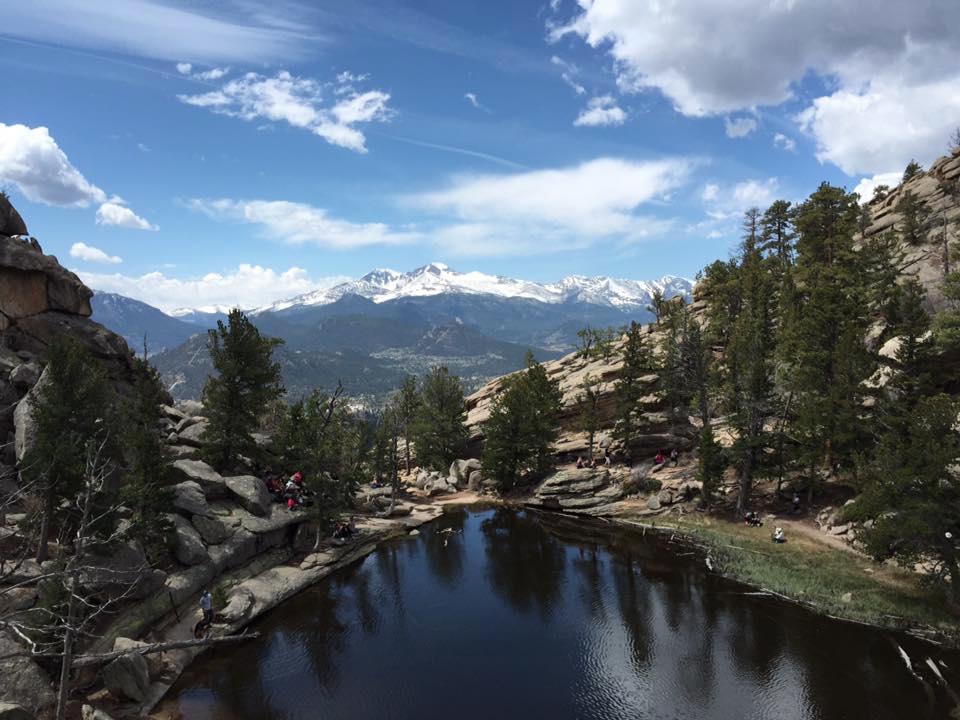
[[2, 0, 958, 311]]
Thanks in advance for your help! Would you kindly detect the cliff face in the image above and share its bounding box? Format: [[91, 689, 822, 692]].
[[464, 307, 702, 461], [0, 196, 135, 466], [860, 150, 960, 312]]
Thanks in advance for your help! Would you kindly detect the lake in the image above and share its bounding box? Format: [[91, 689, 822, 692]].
[[163, 507, 960, 719]]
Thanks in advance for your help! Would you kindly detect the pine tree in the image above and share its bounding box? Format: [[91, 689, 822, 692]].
[[779, 184, 871, 494], [760, 199, 796, 265], [902, 159, 923, 183], [23, 338, 113, 562], [696, 425, 726, 506], [117, 352, 173, 562], [412, 366, 467, 470], [576, 373, 603, 460], [395, 375, 420, 475], [896, 190, 931, 246], [201, 310, 284, 470], [482, 353, 562, 488], [726, 209, 777, 514], [613, 322, 654, 460], [846, 394, 960, 604]]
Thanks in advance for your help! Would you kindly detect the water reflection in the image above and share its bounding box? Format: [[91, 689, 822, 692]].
[[164, 508, 960, 720]]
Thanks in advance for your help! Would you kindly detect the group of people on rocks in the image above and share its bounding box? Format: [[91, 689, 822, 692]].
[[265, 470, 313, 510], [576, 451, 611, 468], [653, 448, 680, 467]]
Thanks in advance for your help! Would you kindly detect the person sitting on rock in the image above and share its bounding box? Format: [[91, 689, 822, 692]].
[[772, 527, 786, 543], [576, 456, 584, 469], [654, 450, 666, 465], [669, 448, 679, 466]]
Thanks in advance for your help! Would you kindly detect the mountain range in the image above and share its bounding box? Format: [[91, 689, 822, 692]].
[[91, 263, 693, 403]]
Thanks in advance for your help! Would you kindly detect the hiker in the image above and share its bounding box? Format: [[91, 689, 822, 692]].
[[669, 448, 679, 466], [772, 527, 786, 543], [792, 492, 801, 514], [576, 456, 584, 469], [654, 450, 665, 466], [744, 511, 763, 527], [200, 589, 213, 624]]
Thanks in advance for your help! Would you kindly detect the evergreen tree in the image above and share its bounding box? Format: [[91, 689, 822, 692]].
[[412, 366, 467, 469], [902, 159, 923, 183], [846, 394, 960, 604], [117, 353, 173, 562], [613, 322, 654, 460], [896, 190, 931, 246], [482, 353, 562, 488], [395, 375, 420, 475], [23, 338, 113, 562], [932, 271, 960, 381], [779, 184, 871, 494], [860, 230, 907, 324], [759, 199, 796, 265], [696, 426, 726, 506], [201, 310, 284, 470], [725, 209, 777, 514], [576, 373, 603, 460], [647, 288, 666, 323]]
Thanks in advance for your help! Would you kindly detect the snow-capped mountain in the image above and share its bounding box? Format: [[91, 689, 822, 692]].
[[254, 262, 693, 314]]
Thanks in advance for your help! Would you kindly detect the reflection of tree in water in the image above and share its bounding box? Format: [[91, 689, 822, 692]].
[[481, 509, 566, 619], [609, 553, 654, 678], [295, 576, 352, 694], [375, 542, 406, 625], [572, 545, 608, 622], [422, 509, 466, 587], [349, 564, 382, 635]]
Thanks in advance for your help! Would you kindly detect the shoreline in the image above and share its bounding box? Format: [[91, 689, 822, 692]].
[[142, 492, 958, 717]]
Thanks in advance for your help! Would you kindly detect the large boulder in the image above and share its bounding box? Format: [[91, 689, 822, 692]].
[[449, 459, 481, 488], [8, 362, 39, 390], [169, 514, 209, 566], [176, 399, 204, 417], [12, 368, 48, 463], [0, 631, 55, 717], [224, 475, 270, 516], [102, 652, 150, 702], [171, 481, 211, 518], [0, 704, 34, 720], [112, 637, 162, 680], [191, 513, 234, 545], [77, 541, 166, 600], [169, 459, 226, 498], [177, 420, 209, 448], [0, 195, 28, 237], [467, 470, 483, 492]]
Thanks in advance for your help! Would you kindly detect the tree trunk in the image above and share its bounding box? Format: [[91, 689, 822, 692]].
[[36, 483, 54, 563], [54, 579, 77, 720], [404, 436, 411, 476], [736, 446, 753, 517]]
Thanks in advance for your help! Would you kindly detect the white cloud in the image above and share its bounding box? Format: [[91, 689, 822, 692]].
[[703, 178, 779, 221], [551, 55, 586, 95], [773, 133, 796, 152], [552, 0, 960, 173], [6, 0, 315, 64], [0, 123, 106, 207], [78, 265, 348, 314], [724, 116, 757, 139], [186, 198, 418, 249], [796, 74, 960, 175], [852, 172, 901, 203], [176, 62, 192, 75], [178, 71, 392, 153], [95, 197, 158, 231], [574, 96, 626, 127], [464, 92, 491, 113], [406, 157, 692, 251], [194, 67, 229, 81], [137, 142, 151, 153], [70, 242, 121, 264], [701, 183, 720, 202]]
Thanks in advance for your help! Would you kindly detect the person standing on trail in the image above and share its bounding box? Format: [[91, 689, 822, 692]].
[[200, 589, 214, 625], [792, 492, 801, 514]]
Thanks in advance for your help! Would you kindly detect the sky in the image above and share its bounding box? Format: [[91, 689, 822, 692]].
[[2, 0, 959, 312]]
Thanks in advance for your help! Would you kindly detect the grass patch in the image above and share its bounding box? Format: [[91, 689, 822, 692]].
[[630, 513, 960, 644]]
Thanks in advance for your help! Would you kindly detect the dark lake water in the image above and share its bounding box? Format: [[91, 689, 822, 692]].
[[164, 507, 960, 720]]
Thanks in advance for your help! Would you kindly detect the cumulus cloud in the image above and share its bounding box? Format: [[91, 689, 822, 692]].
[[551, 0, 960, 173], [852, 172, 902, 202], [574, 96, 626, 127], [195, 67, 229, 81], [95, 197, 158, 231], [405, 157, 692, 252], [724, 116, 757, 139], [77, 265, 348, 314], [703, 178, 779, 221], [0, 123, 106, 207], [464, 92, 491, 113], [773, 133, 796, 152], [186, 198, 418, 249], [176, 62, 192, 75], [178, 70, 392, 153], [70, 242, 121, 264]]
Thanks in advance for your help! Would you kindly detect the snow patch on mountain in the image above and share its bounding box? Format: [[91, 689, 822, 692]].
[[254, 263, 693, 314]]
